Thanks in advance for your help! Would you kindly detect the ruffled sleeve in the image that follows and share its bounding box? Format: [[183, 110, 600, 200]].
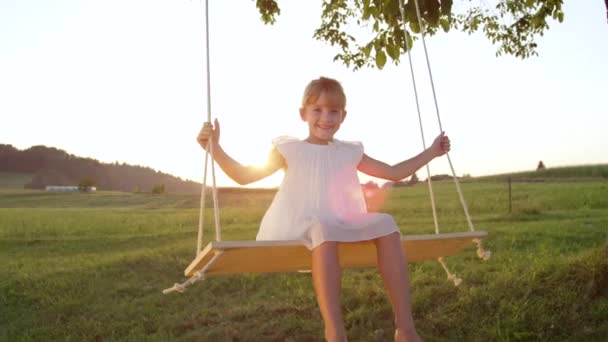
[[353, 141, 364, 157], [272, 136, 299, 157], [336, 140, 364, 163]]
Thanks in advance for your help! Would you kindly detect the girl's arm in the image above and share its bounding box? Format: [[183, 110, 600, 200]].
[[357, 132, 451, 181], [197, 119, 285, 185]]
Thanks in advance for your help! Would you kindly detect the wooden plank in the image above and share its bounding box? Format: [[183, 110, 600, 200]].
[[185, 231, 487, 277]]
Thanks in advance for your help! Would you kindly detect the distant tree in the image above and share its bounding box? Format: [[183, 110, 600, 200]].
[[408, 172, 419, 185], [152, 184, 165, 194], [430, 174, 451, 181], [0, 144, 19, 172], [392, 180, 409, 187], [537, 160, 546, 171], [78, 178, 96, 192]]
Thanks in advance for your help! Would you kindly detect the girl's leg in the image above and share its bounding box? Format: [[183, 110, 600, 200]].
[[374, 232, 420, 342], [312, 241, 347, 342]]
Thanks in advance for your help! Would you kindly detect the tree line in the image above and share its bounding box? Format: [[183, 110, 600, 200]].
[[0, 144, 200, 193]]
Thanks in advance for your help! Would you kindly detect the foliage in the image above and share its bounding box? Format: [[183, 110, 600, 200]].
[[78, 178, 96, 192], [537, 160, 546, 171], [254, 0, 565, 70], [151, 184, 166, 194]]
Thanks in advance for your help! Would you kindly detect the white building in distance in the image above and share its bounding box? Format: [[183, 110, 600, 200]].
[[45, 186, 97, 192]]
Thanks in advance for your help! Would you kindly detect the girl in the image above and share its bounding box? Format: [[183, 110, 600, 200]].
[[197, 76, 450, 342]]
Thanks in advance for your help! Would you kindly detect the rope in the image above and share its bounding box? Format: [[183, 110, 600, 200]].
[[438, 257, 462, 286], [210, 139, 222, 241], [204, 0, 212, 123], [398, 0, 440, 235], [409, 0, 476, 233], [163, 251, 224, 294], [196, 0, 222, 255], [400, 0, 490, 262], [196, 149, 209, 255]]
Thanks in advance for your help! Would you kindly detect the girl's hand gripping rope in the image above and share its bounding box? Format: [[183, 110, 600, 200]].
[[430, 131, 451, 158], [197, 119, 220, 151]]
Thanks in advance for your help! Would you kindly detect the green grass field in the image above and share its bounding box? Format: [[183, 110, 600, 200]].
[[1, 179, 607, 341]]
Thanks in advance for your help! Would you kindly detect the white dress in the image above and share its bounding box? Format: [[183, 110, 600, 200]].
[[257, 136, 400, 250]]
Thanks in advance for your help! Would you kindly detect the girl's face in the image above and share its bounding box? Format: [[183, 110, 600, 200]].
[[300, 92, 346, 145]]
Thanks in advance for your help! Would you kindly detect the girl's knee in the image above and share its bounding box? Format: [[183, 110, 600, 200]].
[[374, 231, 402, 246], [312, 241, 339, 254]]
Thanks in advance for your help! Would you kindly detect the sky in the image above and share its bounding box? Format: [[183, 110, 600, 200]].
[[1, 0, 607, 188]]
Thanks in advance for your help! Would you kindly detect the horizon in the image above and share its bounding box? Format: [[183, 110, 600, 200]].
[[3, 142, 606, 189], [1, 1, 607, 188]]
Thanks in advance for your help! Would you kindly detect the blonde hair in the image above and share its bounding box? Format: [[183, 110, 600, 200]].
[[301, 77, 347, 109]]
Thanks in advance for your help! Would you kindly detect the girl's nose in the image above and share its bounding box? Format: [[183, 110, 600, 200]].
[[321, 112, 336, 122]]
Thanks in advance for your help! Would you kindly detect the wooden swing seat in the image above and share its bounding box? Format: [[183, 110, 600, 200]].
[[185, 231, 487, 277]]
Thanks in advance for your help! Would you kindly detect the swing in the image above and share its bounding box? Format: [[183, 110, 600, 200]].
[[163, 0, 490, 295]]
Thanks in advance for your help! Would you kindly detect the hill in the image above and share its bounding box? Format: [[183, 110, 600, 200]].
[[380, 164, 608, 189], [474, 164, 608, 182], [0, 144, 200, 193]]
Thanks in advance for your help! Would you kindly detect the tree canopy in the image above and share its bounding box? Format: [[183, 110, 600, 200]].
[[254, 0, 566, 70]]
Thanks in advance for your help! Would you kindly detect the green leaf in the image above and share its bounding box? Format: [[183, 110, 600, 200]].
[[362, 43, 373, 58], [362, 4, 372, 20], [374, 38, 382, 52], [386, 42, 400, 60], [439, 17, 450, 32], [255, 0, 280, 25], [375, 49, 387, 69], [408, 35, 414, 52], [409, 20, 420, 33]]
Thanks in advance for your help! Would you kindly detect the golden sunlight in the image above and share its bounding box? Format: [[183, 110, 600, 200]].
[[362, 184, 386, 213]]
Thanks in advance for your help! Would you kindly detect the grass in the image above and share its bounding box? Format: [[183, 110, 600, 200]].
[[1, 180, 607, 341]]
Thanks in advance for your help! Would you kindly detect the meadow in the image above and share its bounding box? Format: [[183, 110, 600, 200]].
[[1, 176, 607, 341]]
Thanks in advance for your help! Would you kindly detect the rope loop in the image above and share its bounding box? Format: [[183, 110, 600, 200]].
[[473, 238, 492, 260], [163, 283, 186, 295]]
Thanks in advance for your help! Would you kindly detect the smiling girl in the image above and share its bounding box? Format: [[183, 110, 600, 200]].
[[197, 76, 450, 342]]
